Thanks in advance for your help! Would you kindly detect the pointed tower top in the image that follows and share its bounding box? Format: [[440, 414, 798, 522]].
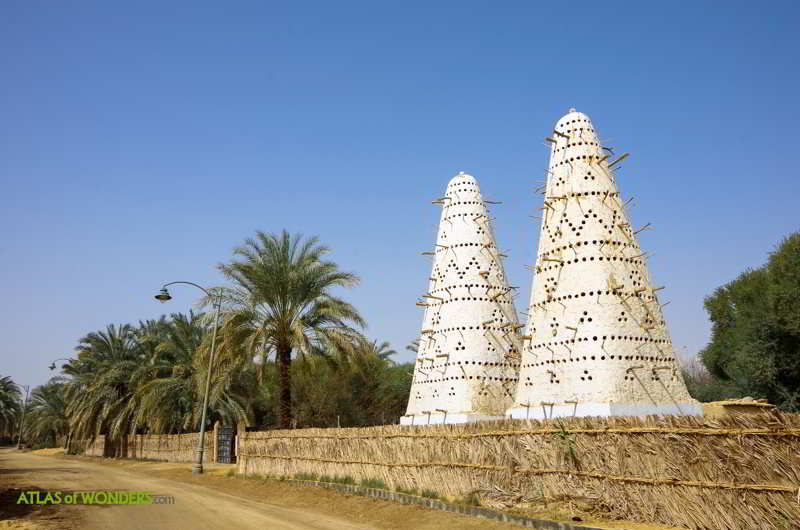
[[555, 108, 594, 131], [448, 172, 477, 186]]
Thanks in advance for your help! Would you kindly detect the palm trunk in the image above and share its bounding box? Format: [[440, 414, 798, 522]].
[[278, 346, 292, 429]]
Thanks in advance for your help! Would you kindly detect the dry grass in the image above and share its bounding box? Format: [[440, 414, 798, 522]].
[[238, 411, 800, 530]]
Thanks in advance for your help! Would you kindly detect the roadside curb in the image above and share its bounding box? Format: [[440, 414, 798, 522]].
[[270, 478, 604, 530]]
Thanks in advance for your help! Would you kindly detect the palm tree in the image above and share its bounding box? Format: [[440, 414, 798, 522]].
[[0, 376, 21, 439], [371, 340, 397, 363], [134, 311, 247, 433], [345, 338, 408, 425], [64, 324, 142, 451], [25, 378, 68, 448], [133, 313, 202, 434], [215, 230, 365, 428]]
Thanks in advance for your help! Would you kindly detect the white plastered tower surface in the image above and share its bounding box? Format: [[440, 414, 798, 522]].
[[401, 172, 521, 425], [508, 109, 701, 420]]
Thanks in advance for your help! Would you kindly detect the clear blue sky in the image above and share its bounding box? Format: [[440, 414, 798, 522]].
[[2, 1, 798, 389]]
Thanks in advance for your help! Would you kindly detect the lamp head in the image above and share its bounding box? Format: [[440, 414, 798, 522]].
[[155, 288, 172, 303]]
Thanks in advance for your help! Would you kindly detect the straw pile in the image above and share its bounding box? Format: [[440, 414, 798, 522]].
[[238, 412, 800, 529]]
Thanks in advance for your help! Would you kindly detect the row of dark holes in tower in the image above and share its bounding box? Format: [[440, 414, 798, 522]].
[[558, 116, 593, 126], [442, 212, 490, 223], [420, 325, 517, 333], [531, 290, 658, 309], [523, 354, 673, 368], [447, 181, 477, 189], [533, 336, 670, 349], [537, 251, 637, 272], [553, 141, 599, 154], [429, 283, 508, 295], [540, 256, 644, 271], [552, 154, 614, 169], [556, 127, 595, 136], [426, 297, 514, 307], [533, 335, 671, 347], [413, 376, 517, 385], [440, 200, 487, 207], [416, 360, 520, 368], [437, 242, 496, 251], [545, 191, 621, 200], [538, 238, 636, 261]]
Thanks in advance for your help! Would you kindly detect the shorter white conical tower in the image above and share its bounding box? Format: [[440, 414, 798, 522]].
[[401, 172, 520, 425], [508, 109, 700, 420]]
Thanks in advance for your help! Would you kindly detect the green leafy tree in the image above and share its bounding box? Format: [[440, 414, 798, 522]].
[[289, 338, 412, 428], [699, 232, 800, 410], [215, 230, 365, 428]]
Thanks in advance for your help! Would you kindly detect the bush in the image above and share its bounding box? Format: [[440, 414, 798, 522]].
[[420, 489, 440, 499], [359, 478, 387, 489]]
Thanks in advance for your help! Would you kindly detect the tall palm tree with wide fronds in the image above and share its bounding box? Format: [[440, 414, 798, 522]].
[[214, 230, 365, 428], [0, 376, 21, 439], [25, 377, 68, 448]]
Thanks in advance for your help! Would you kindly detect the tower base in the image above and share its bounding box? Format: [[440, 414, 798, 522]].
[[506, 401, 703, 420], [400, 412, 504, 426]]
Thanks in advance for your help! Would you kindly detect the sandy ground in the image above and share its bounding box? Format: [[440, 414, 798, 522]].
[[0, 449, 523, 530]]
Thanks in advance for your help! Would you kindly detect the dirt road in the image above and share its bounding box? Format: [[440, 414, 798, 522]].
[[2, 449, 541, 530], [0, 449, 377, 529]]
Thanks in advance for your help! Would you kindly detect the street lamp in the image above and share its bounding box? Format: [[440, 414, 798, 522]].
[[49, 358, 72, 371], [154, 281, 222, 474]]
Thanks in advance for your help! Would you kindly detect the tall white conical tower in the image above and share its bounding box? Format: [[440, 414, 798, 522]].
[[508, 110, 701, 419], [401, 172, 520, 425]]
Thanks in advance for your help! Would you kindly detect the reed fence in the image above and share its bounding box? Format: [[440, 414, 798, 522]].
[[238, 412, 800, 530], [127, 432, 214, 462], [71, 431, 214, 462]]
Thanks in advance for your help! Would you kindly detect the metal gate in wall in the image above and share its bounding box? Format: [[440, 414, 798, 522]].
[[216, 425, 234, 463]]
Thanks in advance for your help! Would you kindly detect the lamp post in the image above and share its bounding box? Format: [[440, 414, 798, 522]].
[[45, 359, 73, 448], [16, 385, 30, 450], [154, 281, 222, 474], [47, 358, 74, 452]]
